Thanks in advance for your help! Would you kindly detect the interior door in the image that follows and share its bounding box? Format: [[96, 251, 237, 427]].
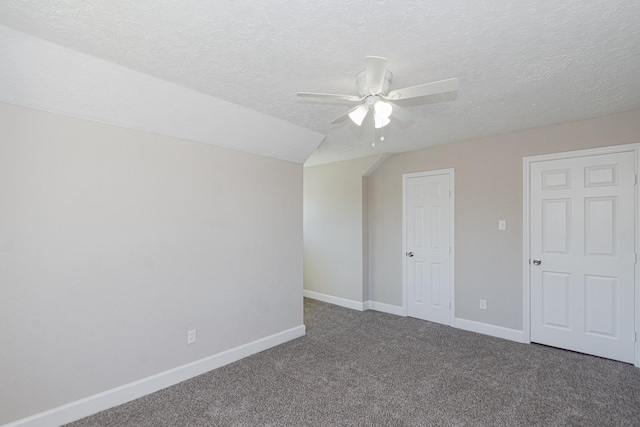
[[530, 151, 636, 363], [405, 172, 452, 325]]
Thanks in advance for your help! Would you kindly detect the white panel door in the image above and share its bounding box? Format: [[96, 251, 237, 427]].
[[405, 172, 452, 325], [530, 151, 636, 363]]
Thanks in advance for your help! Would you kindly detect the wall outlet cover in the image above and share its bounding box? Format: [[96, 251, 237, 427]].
[[187, 329, 197, 344]]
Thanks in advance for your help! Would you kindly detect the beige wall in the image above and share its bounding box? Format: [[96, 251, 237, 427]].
[[0, 103, 304, 424], [303, 155, 384, 303], [368, 109, 640, 330]]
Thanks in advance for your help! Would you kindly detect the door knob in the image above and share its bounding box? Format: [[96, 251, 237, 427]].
[[406, 252, 414, 257], [532, 259, 542, 265]]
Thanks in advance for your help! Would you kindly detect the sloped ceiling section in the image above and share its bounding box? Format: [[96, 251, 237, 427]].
[[0, 25, 324, 164]]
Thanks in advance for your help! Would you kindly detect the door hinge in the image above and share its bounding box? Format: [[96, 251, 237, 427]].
[[635, 174, 638, 186]]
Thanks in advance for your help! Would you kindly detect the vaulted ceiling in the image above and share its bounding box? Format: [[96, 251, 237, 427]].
[[1, 1, 639, 165]]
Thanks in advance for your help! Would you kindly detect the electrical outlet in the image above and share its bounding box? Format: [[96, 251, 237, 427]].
[[479, 299, 487, 310], [187, 329, 196, 345]]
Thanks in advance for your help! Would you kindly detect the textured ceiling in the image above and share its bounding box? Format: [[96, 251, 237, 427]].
[[1, 0, 639, 165]]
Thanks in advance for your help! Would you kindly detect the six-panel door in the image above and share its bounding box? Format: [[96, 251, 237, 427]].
[[530, 151, 636, 363], [406, 173, 451, 325]]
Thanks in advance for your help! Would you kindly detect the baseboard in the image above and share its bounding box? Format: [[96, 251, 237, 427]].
[[303, 291, 524, 344], [3, 325, 306, 427], [302, 292, 405, 317], [303, 290, 365, 311], [454, 317, 526, 343], [365, 300, 406, 317]]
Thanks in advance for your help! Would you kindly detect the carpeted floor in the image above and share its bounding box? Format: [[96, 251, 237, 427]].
[[68, 298, 640, 426]]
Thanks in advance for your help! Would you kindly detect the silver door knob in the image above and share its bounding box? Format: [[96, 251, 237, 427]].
[[406, 252, 414, 257], [532, 259, 542, 265]]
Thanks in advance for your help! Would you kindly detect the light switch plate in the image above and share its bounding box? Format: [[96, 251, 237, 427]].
[[498, 220, 506, 231]]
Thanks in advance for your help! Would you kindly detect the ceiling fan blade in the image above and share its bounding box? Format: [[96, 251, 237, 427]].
[[365, 56, 388, 95], [297, 92, 362, 102], [388, 102, 415, 123], [387, 78, 459, 100], [330, 105, 369, 125]]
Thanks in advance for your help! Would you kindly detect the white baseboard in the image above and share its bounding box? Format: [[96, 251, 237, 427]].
[[303, 291, 525, 344], [3, 325, 306, 427], [303, 290, 365, 311], [303, 291, 406, 317], [365, 300, 406, 317], [454, 317, 526, 343]]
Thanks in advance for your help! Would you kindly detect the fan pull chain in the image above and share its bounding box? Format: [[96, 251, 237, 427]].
[[371, 121, 386, 147], [372, 115, 376, 147]]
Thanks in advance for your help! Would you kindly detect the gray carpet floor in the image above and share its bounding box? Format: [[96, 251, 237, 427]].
[[68, 298, 640, 426]]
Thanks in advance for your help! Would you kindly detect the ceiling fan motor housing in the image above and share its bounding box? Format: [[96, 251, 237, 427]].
[[356, 69, 393, 97]]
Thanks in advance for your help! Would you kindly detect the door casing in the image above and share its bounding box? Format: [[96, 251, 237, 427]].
[[402, 169, 455, 325], [523, 143, 640, 367]]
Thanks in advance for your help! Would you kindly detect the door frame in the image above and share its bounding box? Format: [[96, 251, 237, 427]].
[[522, 143, 640, 367], [402, 168, 455, 325]]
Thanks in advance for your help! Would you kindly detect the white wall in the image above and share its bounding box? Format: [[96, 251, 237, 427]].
[[0, 103, 304, 425], [303, 155, 384, 304], [368, 109, 640, 330]]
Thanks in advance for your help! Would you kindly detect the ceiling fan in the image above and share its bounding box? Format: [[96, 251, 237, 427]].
[[297, 56, 459, 129]]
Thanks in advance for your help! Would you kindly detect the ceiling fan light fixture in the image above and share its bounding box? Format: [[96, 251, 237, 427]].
[[373, 100, 392, 128], [374, 115, 391, 129], [374, 100, 393, 119], [348, 105, 369, 126]]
